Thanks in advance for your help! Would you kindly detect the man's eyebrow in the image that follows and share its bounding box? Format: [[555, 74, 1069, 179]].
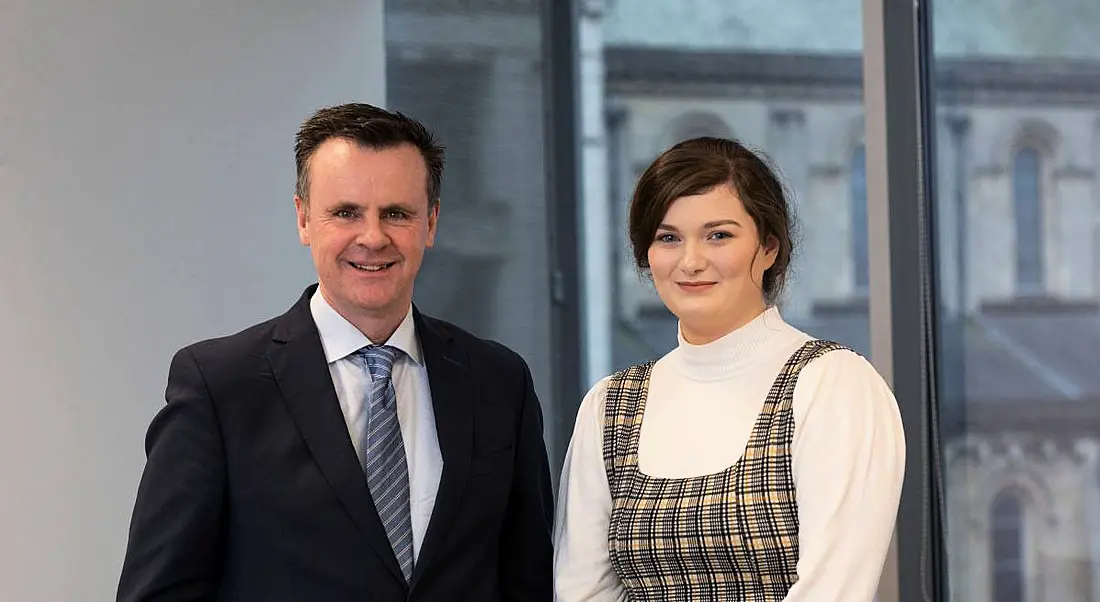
[[380, 202, 419, 214], [325, 201, 420, 214], [328, 201, 361, 212]]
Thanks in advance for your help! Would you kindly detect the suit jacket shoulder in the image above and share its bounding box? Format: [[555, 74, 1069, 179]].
[[415, 311, 530, 378], [169, 313, 283, 392]]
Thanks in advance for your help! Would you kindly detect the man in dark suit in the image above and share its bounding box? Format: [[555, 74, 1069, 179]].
[[117, 103, 554, 601]]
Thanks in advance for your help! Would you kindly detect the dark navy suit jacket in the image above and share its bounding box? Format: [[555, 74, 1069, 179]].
[[117, 285, 554, 601]]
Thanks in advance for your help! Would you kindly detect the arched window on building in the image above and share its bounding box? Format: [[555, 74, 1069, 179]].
[[991, 490, 1025, 602], [1012, 147, 1043, 295], [666, 111, 732, 147], [851, 144, 869, 294]]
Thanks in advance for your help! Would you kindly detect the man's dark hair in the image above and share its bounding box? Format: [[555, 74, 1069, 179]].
[[294, 103, 445, 208]]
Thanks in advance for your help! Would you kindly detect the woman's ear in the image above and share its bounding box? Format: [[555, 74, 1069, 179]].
[[763, 234, 780, 259]]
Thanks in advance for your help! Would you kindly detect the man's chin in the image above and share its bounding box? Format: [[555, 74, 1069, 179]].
[[349, 291, 408, 315], [321, 285, 405, 317]]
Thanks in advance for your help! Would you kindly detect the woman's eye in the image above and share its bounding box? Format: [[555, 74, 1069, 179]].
[[656, 233, 678, 243], [710, 231, 732, 240]]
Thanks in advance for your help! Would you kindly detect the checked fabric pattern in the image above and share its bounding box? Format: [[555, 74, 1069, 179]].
[[602, 339, 847, 601], [354, 345, 414, 582]]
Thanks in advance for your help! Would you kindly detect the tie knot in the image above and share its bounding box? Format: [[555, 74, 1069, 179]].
[[356, 345, 400, 380]]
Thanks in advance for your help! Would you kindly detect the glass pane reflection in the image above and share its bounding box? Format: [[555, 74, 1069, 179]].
[[931, 2, 1100, 600], [594, 0, 871, 375]]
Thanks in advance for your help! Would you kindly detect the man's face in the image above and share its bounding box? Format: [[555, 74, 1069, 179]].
[[295, 139, 438, 325]]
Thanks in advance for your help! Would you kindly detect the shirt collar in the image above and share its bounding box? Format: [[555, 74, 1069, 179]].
[[309, 287, 423, 366]]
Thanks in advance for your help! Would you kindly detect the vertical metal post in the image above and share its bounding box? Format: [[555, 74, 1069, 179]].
[[542, 0, 585, 473], [863, 0, 943, 600]]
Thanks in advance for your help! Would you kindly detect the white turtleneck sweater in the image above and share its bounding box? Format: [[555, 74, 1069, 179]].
[[553, 307, 905, 602]]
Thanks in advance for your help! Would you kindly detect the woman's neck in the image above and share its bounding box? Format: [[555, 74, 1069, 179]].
[[679, 303, 768, 345], [673, 306, 806, 381]]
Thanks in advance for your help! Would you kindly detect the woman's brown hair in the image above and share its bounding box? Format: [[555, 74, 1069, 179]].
[[628, 136, 795, 303]]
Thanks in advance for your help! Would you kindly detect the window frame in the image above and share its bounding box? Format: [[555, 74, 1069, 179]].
[[863, 0, 947, 600], [990, 489, 1027, 602], [1012, 146, 1044, 296], [542, 0, 586, 472], [852, 143, 871, 295]]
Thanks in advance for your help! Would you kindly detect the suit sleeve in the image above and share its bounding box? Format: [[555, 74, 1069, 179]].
[[117, 348, 227, 602], [497, 357, 555, 602]]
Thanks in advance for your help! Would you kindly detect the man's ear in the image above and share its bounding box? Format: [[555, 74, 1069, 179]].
[[295, 195, 310, 246]]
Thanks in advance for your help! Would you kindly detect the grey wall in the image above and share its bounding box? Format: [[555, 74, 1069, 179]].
[[0, 0, 385, 599]]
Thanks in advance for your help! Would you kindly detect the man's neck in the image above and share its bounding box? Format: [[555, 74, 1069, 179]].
[[355, 316, 403, 346], [317, 288, 410, 345]]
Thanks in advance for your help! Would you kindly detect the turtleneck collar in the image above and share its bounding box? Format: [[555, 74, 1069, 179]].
[[670, 306, 806, 381]]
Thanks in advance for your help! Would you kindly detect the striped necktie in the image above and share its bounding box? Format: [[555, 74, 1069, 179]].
[[355, 344, 414, 582]]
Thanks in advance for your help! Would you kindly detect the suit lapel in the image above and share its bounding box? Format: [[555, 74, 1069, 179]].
[[410, 308, 473, 588], [266, 286, 405, 583]]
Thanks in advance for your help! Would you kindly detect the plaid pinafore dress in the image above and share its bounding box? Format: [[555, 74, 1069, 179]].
[[602, 339, 845, 601]]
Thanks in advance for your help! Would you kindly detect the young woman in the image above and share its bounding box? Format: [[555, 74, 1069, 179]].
[[553, 137, 905, 601]]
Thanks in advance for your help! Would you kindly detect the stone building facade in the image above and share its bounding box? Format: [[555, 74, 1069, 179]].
[[601, 2, 1100, 601]]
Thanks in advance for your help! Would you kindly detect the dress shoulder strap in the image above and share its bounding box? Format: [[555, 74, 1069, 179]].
[[601, 361, 654, 499], [766, 339, 851, 415]]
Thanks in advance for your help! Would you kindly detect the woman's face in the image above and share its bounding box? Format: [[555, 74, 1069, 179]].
[[647, 184, 776, 344]]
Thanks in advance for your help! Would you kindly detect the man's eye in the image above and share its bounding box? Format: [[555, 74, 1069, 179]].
[[335, 210, 355, 219], [385, 210, 407, 220]]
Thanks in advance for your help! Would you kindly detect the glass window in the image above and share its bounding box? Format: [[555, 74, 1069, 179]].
[[851, 144, 869, 295], [592, 0, 871, 377], [990, 491, 1025, 602], [931, 2, 1100, 601], [383, 1, 560, 450], [1013, 147, 1043, 294], [667, 111, 734, 145]]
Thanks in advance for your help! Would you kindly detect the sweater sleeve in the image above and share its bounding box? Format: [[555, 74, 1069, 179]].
[[553, 378, 629, 602], [783, 349, 906, 602]]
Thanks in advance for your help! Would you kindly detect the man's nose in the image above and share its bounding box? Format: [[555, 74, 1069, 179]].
[[356, 215, 390, 249]]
